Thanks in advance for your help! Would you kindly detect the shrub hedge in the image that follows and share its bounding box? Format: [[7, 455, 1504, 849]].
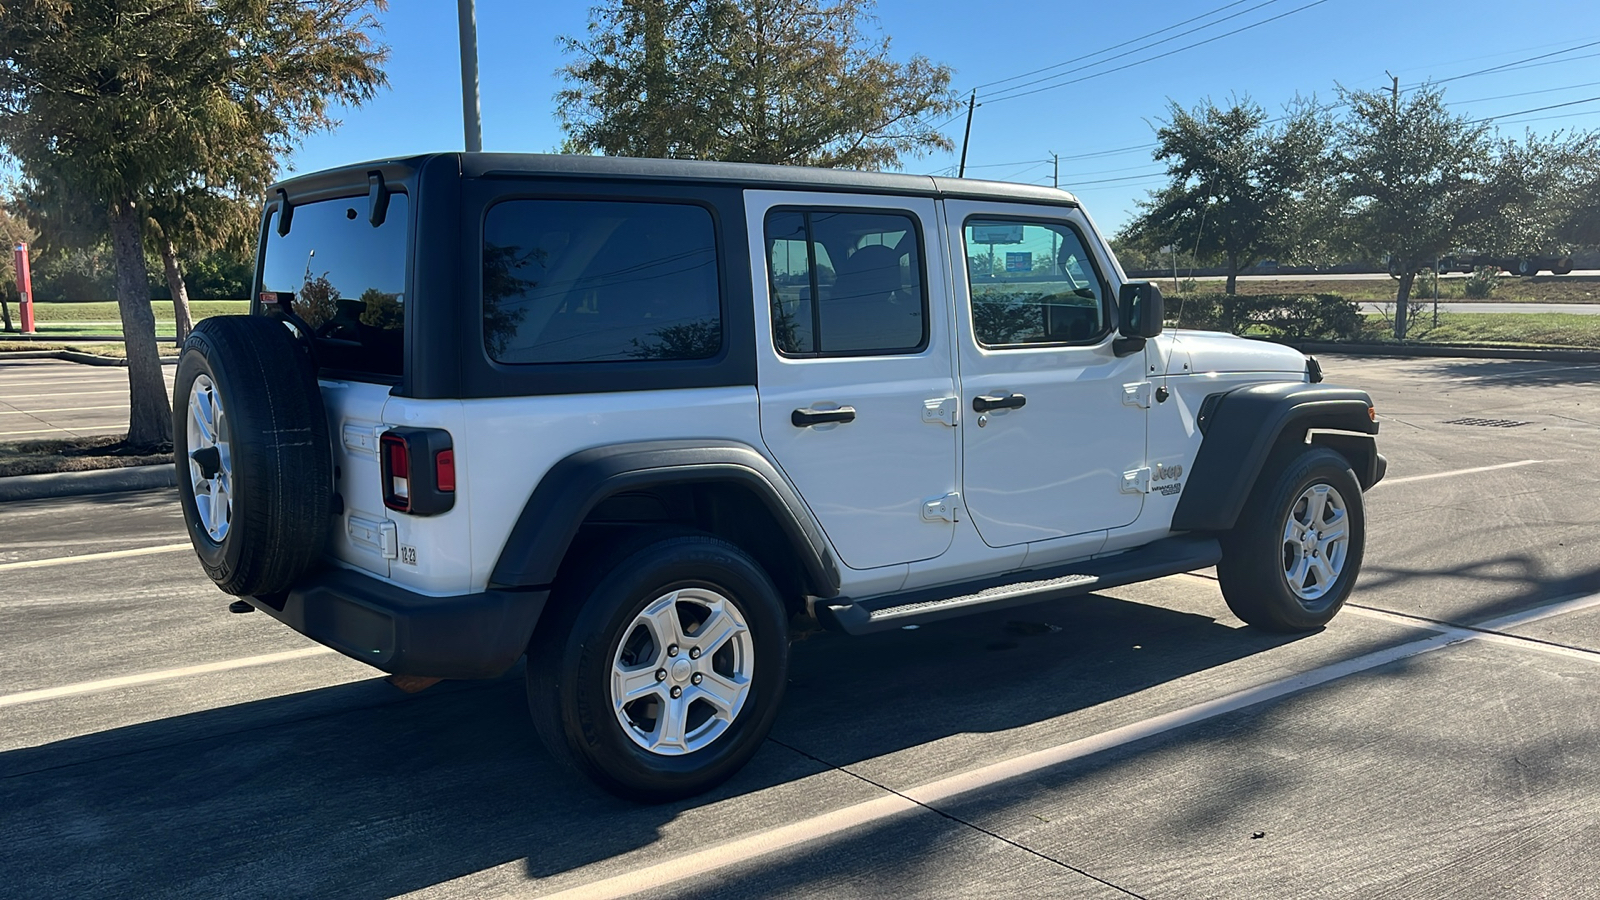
[[1164, 293, 1363, 341]]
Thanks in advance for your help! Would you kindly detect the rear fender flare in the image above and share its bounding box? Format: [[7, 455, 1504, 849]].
[[489, 440, 841, 598], [1173, 382, 1379, 533]]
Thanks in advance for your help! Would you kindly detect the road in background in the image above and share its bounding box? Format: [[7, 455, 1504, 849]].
[[2, 355, 1599, 898], [1356, 301, 1600, 315], [0, 358, 173, 439]]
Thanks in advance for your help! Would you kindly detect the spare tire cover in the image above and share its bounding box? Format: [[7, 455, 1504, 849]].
[[173, 315, 333, 596]]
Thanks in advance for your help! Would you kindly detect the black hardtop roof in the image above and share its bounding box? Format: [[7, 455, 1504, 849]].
[[271, 152, 1082, 207]]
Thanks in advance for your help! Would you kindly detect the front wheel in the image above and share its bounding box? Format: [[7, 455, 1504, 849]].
[[1217, 447, 1365, 632], [527, 533, 789, 802]]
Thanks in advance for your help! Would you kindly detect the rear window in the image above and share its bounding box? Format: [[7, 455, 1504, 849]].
[[481, 199, 722, 364], [260, 193, 410, 378]]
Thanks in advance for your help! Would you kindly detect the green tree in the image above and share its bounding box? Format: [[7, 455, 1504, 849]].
[[558, 0, 958, 169], [0, 0, 387, 448], [1120, 97, 1332, 295], [1464, 130, 1600, 259], [1333, 84, 1490, 339], [148, 187, 261, 342]]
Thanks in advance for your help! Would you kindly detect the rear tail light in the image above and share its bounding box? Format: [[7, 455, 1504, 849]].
[[380, 428, 455, 515]]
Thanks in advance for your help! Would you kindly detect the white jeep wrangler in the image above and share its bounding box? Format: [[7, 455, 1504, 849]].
[[173, 154, 1385, 801]]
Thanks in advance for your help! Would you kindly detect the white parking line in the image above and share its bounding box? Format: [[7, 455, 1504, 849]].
[[0, 405, 126, 414], [0, 543, 192, 572], [0, 647, 337, 708], [1375, 459, 1547, 487], [530, 590, 1600, 900]]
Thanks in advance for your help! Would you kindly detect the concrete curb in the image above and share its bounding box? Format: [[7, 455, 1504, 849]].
[[1288, 341, 1600, 363], [0, 349, 180, 366], [0, 465, 176, 503]]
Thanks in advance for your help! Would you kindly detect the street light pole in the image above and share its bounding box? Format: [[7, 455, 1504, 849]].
[[458, 0, 483, 153]]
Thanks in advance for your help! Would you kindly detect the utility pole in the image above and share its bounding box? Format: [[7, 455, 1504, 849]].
[[1386, 70, 1399, 110], [957, 91, 977, 178], [458, 0, 483, 153], [1051, 152, 1059, 189]]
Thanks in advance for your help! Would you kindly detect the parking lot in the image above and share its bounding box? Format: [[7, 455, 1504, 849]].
[[0, 357, 175, 439], [2, 353, 1598, 899]]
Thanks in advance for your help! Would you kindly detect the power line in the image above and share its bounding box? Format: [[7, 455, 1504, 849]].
[[984, 0, 1331, 105], [1469, 94, 1600, 124], [1418, 39, 1600, 88], [1451, 80, 1600, 106], [972, 0, 1264, 90], [974, 0, 1284, 96]]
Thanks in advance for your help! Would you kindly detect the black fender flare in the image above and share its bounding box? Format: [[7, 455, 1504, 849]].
[[488, 439, 841, 598], [1173, 382, 1381, 533]]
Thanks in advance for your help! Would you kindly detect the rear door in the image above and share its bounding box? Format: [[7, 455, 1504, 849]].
[[257, 191, 411, 578], [945, 200, 1149, 548], [746, 191, 959, 571]]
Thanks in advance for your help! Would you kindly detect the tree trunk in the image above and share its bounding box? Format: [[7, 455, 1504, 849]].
[[1225, 251, 1239, 296], [159, 233, 194, 343], [1, 291, 12, 332], [108, 201, 174, 450], [1394, 271, 1414, 341]]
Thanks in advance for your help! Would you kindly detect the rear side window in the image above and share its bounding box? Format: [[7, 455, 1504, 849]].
[[764, 209, 926, 356], [482, 199, 722, 364], [260, 193, 409, 378], [963, 218, 1107, 347]]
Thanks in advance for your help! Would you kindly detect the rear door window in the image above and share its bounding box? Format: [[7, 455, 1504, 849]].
[[763, 209, 926, 356], [260, 193, 410, 378], [481, 199, 722, 364]]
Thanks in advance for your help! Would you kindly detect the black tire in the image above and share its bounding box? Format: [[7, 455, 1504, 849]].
[[173, 316, 332, 596], [527, 532, 789, 802], [1517, 259, 1539, 276], [1216, 446, 1365, 632]]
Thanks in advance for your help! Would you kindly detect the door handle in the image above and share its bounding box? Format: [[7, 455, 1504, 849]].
[[972, 392, 1026, 413], [792, 406, 857, 427]]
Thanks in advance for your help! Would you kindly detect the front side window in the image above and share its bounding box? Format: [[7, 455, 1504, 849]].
[[764, 209, 926, 356], [260, 193, 410, 377], [482, 199, 722, 364], [964, 218, 1107, 347]]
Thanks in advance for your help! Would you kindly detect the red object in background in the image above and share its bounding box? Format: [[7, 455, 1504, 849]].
[[13, 243, 35, 334]]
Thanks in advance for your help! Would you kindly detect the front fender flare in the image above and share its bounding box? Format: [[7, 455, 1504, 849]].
[[488, 439, 841, 598], [1173, 382, 1378, 533]]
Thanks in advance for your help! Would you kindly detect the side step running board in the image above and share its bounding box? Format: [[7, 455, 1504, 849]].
[[816, 535, 1221, 635]]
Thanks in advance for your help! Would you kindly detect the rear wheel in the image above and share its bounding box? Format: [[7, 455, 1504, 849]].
[[1217, 447, 1365, 632], [526, 533, 788, 802]]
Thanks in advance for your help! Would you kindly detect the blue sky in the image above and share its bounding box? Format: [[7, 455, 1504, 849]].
[[290, 0, 1600, 234]]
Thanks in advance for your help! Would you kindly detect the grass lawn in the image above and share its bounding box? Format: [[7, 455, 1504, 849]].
[[1188, 276, 1600, 303], [1358, 312, 1600, 348], [0, 341, 178, 358], [26, 300, 250, 322], [0, 435, 171, 478]]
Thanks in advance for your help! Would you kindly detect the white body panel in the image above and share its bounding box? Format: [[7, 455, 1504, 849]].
[[320, 379, 392, 579], [745, 190, 959, 573]]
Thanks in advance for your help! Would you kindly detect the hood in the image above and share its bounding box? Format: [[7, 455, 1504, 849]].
[[1164, 330, 1308, 378]]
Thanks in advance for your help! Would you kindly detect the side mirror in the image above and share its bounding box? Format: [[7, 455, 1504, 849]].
[[1118, 282, 1164, 339]]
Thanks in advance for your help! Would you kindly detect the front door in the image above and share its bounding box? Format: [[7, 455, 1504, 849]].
[[945, 201, 1149, 548], [747, 190, 959, 571]]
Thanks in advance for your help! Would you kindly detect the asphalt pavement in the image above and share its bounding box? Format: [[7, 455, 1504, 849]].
[[0, 357, 175, 439], [2, 355, 1598, 899]]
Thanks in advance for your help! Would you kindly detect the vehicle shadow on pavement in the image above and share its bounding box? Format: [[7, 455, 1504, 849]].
[[1407, 358, 1600, 387], [0, 591, 1311, 899]]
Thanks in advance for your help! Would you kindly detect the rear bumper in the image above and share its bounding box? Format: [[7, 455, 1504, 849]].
[[249, 568, 547, 679]]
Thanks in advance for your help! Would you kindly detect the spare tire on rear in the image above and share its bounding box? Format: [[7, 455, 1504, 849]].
[[173, 315, 333, 596]]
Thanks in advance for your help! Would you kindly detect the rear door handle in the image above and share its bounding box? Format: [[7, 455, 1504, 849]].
[[972, 392, 1026, 413], [792, 406, 857, 427]]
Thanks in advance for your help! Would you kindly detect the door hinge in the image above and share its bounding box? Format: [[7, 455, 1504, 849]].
[[921, 492, 962, 523], [1122, 381, 1153, 409], [922, 396, 959, 427], [1121, 467, 1152, 494], [347, 514, 399, 559]]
